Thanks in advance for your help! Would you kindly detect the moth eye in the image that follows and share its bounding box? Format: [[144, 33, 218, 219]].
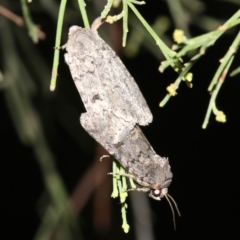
[[152, 189, 161, 197]]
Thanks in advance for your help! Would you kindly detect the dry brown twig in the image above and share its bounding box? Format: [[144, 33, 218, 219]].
[[0, 4, 45, 42]]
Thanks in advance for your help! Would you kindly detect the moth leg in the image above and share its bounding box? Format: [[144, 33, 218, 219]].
[[127, 187, 149, 193], [108, 173, 150, 193], [108, 171, 153, 189], [100, 155, 110, 162], [108, 172, 134, 179], [54, 45, 64, 50]]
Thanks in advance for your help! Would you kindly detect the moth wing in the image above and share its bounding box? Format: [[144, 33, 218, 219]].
[[65, 28, 112, 113], [96, 36, 153, 126], [65, 27, 153, 126]]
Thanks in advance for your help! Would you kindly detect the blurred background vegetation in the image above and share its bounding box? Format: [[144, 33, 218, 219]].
[[1, 0, 240, 239]]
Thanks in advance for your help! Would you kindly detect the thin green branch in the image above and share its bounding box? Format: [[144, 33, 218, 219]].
[[202, 31, 240, 128], [122, 0, 129, 46], [128, 1, 184, 78], [129, 0, 146, 5], [160, 52, 201, 106], [106, 12, 124, 23], [177, 9, 240, 58], [76, 0, 90, 28], [111, 160, 119, 198], [202, 69, 226, 129], [121, 203, 130, 233], [50, 0, 67, 91], [101, 0, 114, 18], [111, 160, 131, 233], [166, 0, 190, 37], [120, 166, 128, 201], [208, 31, 240, 91], [224, 9, 240, 25], [161, 9, 240, 113], [20, 0, 38, 42], [230, 66, 240, 77], [128, 1, 176, 60]]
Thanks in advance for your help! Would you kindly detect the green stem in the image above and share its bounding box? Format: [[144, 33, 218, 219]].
[[76, 0, 90, 28], [129, 0, 146, 5], [202, 76, 223, 129], [101, 0, 114, 18], [128, 1, 176, 59], [111, 160, 119, 198], [166, 0, 190, 37], [121, 203, 130, 233], [20, 0, 37, 42], [122, 0, 129, 46], [50, 0, 67, 91], [202, 55, 235, 129], [208, 31, 240, 91]]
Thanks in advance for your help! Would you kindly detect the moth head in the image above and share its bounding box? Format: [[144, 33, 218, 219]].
[[148, 178, 172, 200], [149, 185, 166, 200], [66, 26, 99, 53], [68, 26, 81, 37], [148, 181, 180, 230], [129, 179, 180, 230]]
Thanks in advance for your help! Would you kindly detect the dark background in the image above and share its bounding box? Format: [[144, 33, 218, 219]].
[[1, 0, 240, 239]]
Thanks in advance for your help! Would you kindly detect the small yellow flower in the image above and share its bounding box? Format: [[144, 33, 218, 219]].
[[216, 111, 226, 122], [185, 72, 193, 82], [184, 73, 193, 88], [122, 223, 130, 233], [173, 29, 186, 44], [167, 84, 177, 96], [106, 16, 114, 24]]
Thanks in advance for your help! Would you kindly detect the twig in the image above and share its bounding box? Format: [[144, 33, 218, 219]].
[[0, 4, 24, 26], [50, 0, 68, 91]]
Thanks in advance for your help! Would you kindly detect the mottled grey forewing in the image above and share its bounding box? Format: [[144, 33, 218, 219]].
[[65, 28, 111, 113], [96, 36, 153, 126], [65, 27, 152, 127]]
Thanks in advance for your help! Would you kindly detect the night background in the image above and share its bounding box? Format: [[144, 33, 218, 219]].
[[1, 0, 240, 239]]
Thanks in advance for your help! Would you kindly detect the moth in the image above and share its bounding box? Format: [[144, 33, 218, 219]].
[[63, 18, 177, 207]]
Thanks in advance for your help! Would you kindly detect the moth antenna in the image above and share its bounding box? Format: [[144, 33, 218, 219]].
[[165, 194, 176, 230], [166, 193, 181, 217]]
